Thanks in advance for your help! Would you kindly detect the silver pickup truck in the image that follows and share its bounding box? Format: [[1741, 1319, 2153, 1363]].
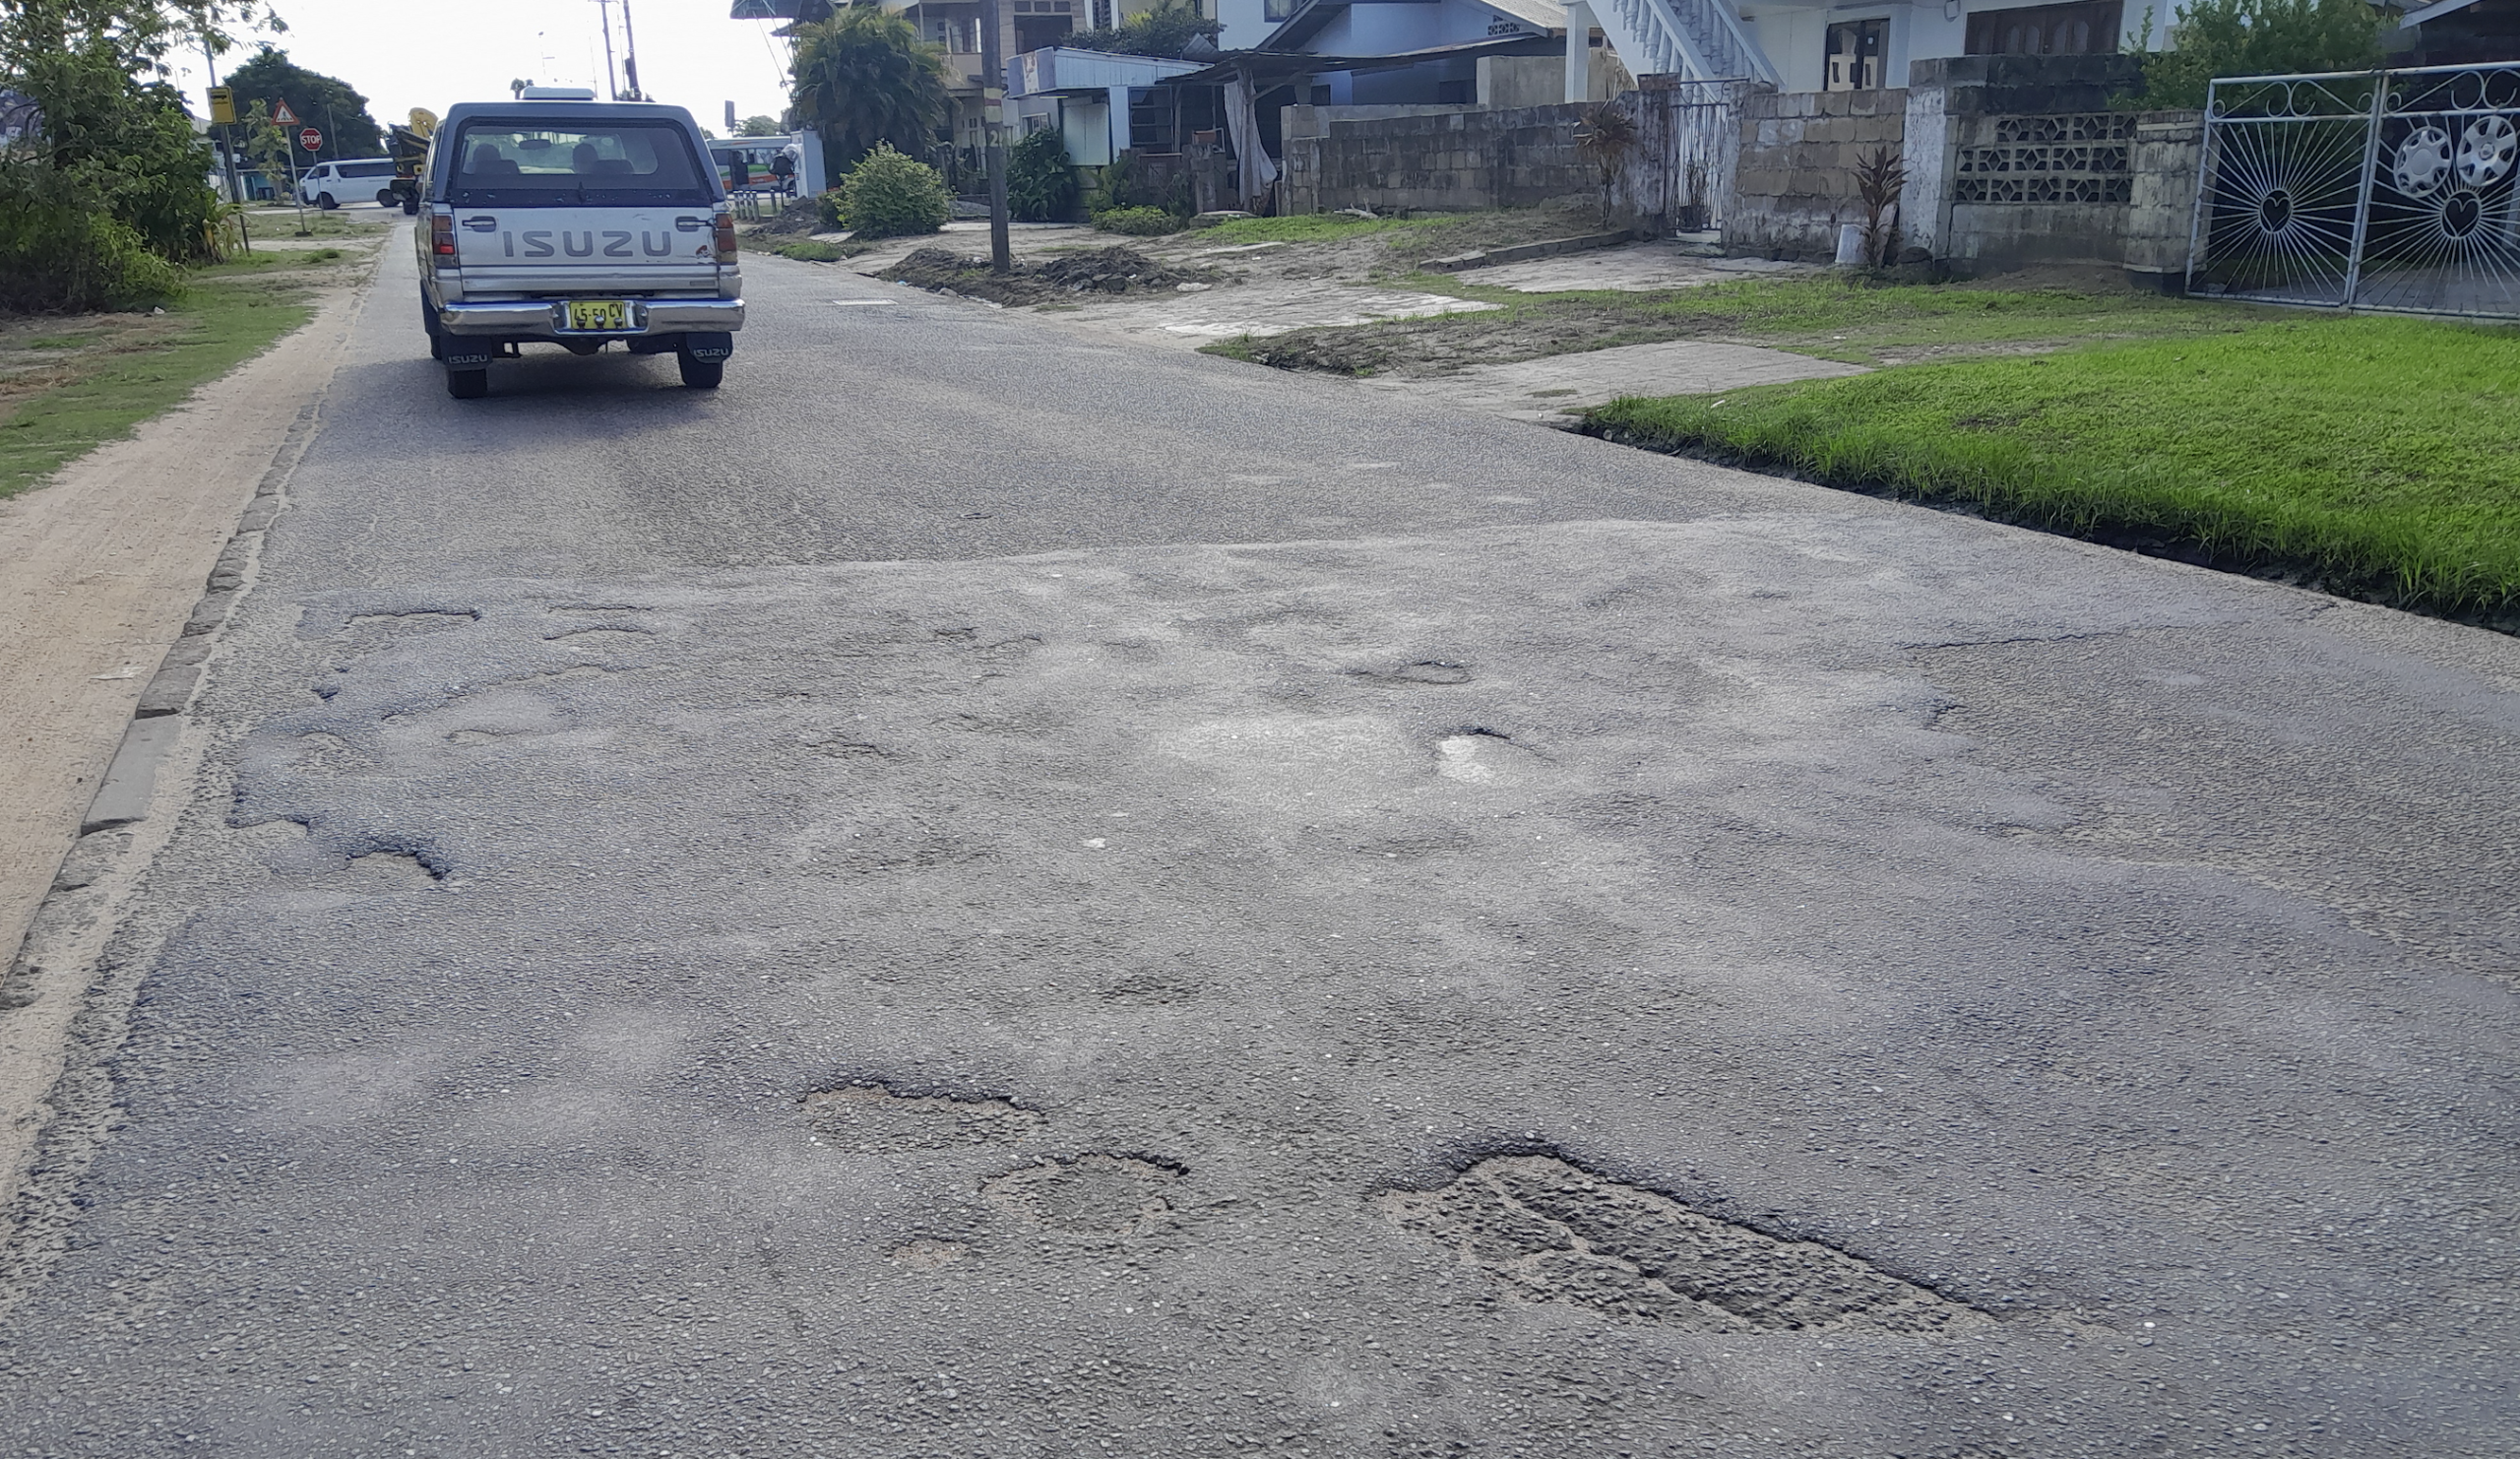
[[414, 92, 743, 399]]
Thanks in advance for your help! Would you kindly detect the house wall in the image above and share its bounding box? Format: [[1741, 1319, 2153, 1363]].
[[1724, 87, 1908, 259], [1215, 0, 1274, 51], [1479, 55, 1567, 108], [1279, 101, 1597, 214]]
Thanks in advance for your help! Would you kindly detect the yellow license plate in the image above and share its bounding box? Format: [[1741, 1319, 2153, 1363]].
[[564, 299, 630, 331]]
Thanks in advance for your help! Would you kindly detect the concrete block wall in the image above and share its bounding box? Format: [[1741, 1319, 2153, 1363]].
[[1279, 102, 1598, 215], [1725, 88, 1908, 261], [2123, 111, 2205, 287]]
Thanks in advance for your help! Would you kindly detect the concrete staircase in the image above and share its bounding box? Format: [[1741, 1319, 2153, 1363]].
[[1592, 0, 1779, 86]]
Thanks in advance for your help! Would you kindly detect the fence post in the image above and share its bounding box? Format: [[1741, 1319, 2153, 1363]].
[[2341, 68, 2389, 308], [2183, 79, 2217, 294]]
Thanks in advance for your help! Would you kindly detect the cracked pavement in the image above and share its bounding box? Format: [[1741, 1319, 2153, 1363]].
[[1, 233, 2515, 1458]]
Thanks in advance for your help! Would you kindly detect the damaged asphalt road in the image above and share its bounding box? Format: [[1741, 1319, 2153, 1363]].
[[0, 238, 2515, 1459]]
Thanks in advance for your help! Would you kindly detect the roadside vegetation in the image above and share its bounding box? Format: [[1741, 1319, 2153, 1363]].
[[1, 4, 385, 497], [1586, 316, 2520, 624], [1208, 275, 2251, 373], [1, 239, 373, 499]]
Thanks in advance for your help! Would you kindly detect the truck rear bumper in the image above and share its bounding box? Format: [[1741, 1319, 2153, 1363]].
[[436, 297, 745, 339]]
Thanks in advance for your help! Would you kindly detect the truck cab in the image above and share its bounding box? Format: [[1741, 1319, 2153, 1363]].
[[414, 91, 742, 399]]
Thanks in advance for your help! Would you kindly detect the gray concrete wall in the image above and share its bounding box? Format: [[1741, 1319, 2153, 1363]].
[[2123, 111, 2205, 288], [1724, 88, 1909, 262], [1900, 52, 2149, 266], [1279, 102, 1598, 216]]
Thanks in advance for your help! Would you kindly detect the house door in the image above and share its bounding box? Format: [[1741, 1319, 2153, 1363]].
[[1825, 19, 1886, 92]]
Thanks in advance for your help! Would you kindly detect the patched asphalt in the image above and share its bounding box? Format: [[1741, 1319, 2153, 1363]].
[[1, 233, 2515, 1458]]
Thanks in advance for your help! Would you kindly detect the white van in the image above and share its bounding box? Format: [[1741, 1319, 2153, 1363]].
[[300, 157, 398, 210]]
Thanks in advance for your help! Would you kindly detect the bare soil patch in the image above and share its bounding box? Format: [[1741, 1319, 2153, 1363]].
[[877, 245, 1213, 306]]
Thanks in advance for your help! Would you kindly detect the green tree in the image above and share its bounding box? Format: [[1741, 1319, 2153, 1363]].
[[2137, 0, 2388, 109], [0, 0, 241, 309], [221, 45, 383, 160], [788, 6, 948, 169], [738, 113, 784, 136], [1065, 0, 1221, 59]]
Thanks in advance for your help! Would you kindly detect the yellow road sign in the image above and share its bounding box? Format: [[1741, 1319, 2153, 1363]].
[[208, 87, 235, 124]]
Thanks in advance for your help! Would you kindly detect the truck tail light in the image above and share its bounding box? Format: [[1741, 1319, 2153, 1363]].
[[713, 212, 736, 264], [431, 214, 456, 257]]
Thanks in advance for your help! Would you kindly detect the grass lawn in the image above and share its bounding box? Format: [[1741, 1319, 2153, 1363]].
[[1209, 274, 2258, 375], [1191, 214, 1430, 247], [0, 240, 374, 500], [1584, 314, 2520, 624]]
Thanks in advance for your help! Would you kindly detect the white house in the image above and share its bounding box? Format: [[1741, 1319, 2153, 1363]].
[[1004, 46, 1209, 162], [1226, 0, 2150, 103]]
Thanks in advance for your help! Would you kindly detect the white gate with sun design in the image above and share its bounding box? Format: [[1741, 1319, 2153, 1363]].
[[2187, 63, 2520, 318]]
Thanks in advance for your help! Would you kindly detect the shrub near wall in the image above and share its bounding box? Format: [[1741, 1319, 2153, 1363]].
[[834, 144, 949, 238], [1006, 127, 1080, 222]]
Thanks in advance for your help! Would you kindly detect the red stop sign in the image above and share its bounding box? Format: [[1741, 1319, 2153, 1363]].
[[299, 127, 323, 152]]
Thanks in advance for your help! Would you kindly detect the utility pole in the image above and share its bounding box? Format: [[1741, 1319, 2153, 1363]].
[[200, 33, 248, 252], [595, 0, 620, 100], [619, 0, 645, 100], [978, 0, 1011, 274], [200, 36, 237, 202]]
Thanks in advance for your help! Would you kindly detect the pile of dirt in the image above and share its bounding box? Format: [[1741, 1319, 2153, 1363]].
[[876, 245, 1207, 306], [1226, 297, 1707, 377], [747, 201, 827, 239]]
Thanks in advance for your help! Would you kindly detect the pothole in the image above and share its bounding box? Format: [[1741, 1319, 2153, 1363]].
[[802, 1083, 1045, 1152], [1099, 972, 1201, 1004], [800, 731, 893, 759], [545, 627, 651, 647], [982, 1154, 1183, 1237], [890, 1239, 971, 1270], [1435, 729, 1535, 784], [1382, 1156, 1984, 1335], [1350, 660, 1473, 687], [341, 850, 443, 889], [346, 609, 477, 633]]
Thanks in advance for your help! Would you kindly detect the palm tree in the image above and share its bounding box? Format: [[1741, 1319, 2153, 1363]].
[[788, 8, 949, 170]]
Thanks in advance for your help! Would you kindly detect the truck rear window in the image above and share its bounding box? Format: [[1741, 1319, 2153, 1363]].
[[449, 120, 715, 206]]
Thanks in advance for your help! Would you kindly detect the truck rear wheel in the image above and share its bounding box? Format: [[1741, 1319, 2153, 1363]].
[[677, 354, 724, 390], [446, 368, 488, 400]]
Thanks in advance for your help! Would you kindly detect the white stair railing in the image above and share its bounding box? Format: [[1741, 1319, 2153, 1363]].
[[1594, 0, 1779, 88]]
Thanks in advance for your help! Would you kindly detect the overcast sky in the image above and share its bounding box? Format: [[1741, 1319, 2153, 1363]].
[[175, 0, 799, 141]]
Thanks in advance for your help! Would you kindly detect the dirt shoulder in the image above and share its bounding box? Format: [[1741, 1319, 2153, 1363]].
[[0, 241, 381, 1200]]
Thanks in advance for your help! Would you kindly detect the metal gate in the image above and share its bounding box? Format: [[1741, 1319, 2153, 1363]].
[[2188, 62, 2520, 319]]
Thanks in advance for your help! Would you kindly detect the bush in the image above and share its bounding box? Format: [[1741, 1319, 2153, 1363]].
[[1093, 205, 1180, 236], [0, 182, 181, 313], [833, 145, 949, 238], [1084, 151, 1190, 220], [815, 188, 847, 229], [1006, 127, 1079, 222]]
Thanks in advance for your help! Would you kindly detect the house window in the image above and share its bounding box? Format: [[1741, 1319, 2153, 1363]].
[[1436, 78, 1475, 104], [1014, 0, 1074, 52], [1965, 1, 2124, 55], [1092, 0, 1111, 26], [1824, 19, 1886, 91], [1265, 0, 1301, 19]]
